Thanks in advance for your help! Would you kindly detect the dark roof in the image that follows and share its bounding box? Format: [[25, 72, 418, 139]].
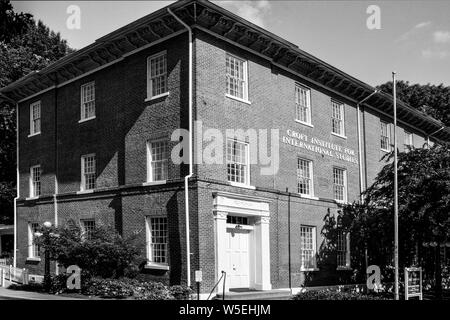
[[1, 0, 449, 141]]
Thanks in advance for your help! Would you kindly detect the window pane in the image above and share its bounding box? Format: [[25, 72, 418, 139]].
[[31, 166, 41, 197], [297, 159, 312, 195], [226, 139, 248, 184], [149, 217, 168, 264], [300, 226, 315, 269], [82, 155, 96, 190], [381, 122, 389, 150], [331, 101, 344, 135], [295, 85, 311, 123], [149, 53, 167, 97], [333, 168, 346, 201], [81, 83, 95, 120], [226, 54, 246, 99], [149, 141, 168, 181]]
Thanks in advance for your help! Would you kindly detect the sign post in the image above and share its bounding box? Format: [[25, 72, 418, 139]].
[[405, 267, 422, 300], [195, 270, 202, 300]]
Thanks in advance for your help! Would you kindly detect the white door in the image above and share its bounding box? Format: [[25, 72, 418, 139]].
[[225, 228, 250, 289]]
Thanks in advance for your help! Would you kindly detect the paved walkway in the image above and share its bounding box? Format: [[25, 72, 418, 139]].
[[0, 281, 84, 300]]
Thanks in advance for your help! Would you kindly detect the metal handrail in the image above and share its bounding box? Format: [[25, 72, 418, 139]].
[[207, 271, 226, 300]]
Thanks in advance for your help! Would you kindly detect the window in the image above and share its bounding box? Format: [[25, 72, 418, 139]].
[[80, 82, 95, 120], [81, 219, 95, 240], [28, 222, 40, 258], [226, 215, 249, 225], [147, 52, 167, 98], [146, 217, 168, 265], [380, 121, 390, 151], [333, 167, 347, 202], [297, 158, 313, 196], [81, 154, 96, 191], [300, 226, 316, 270], [226, 53, 248, 101], [337, 231, 351, 269], [147, 140, 168, 182], [30, 101, 41, 135], [295, 85, 311, 124], [404, 131, 413, 152], [29, 165, 41, 198], [331, 100, 345, 136], [226, 139, 249, 185]]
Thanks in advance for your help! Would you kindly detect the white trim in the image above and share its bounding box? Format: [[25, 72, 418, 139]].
[[145, 216, 169, 266], [144, 263, 170, 271], [80, 153, 96, 192], [229, 182, 256, 190], [331, 132, 347, 139], [145, 91, 170, 102], [333, 167, 348, 203], [146, 139, 169, 183], [29, 101, 41, 136], [380, 120, 391, 152], [299, 194, 319, 200], [78, 116, 96, 124], [27, 132, 41, 138], [29, 165, 41, 198], [225, 53, 249, 102], [143, 180, 167, 186], [331, 99, 345, 137], [295, 120, 314, 128], [300, 225, 317, 271], [225, 94, 251, 105], [76, 189, 94, 195], [297, 158, 315, 197], [80, 82, 95, 121], [25, 196, 39, 201]]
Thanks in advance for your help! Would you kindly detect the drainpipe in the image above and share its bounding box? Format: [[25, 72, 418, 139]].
[[426, 126, 444, 147], [356, 90, 378, 201], [53, 75, 59, 275], [167, 8, 193, 288], [0, 94, 19, 269]]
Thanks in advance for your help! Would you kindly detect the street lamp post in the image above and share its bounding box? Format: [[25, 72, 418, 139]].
[[392, 72, 399, 301], [42, 221, 52, 292]]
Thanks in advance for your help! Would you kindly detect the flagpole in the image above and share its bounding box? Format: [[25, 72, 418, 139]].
[[393, 71, 399, 300]]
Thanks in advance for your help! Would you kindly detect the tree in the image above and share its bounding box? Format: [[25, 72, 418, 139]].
[[35, 221, 144, 279], [335, 144, 450, 298], [377, 81, 450, 127], [0, 0, 74, 224]]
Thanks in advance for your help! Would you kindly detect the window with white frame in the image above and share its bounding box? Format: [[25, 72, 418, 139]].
[[28, 222, 40, 258], [146, 217, 168, 265], [404, 131, 413, 152], [333, 167, 347, 202], [226, 53, 248, 101], [297, 158, 313, 196], [30, 165, 41, 198], [300, 226, 316, 270], [80, 82, 95, 120], [147, 52, 167, 98], [331, 100, 345, 136], [30, 101, 41, 135], [226, 139, 249, 185], [147, 140, 168, 182], [81, 219, 96, 240], [337, 231, 351, 268], [295, 84, 311, 124], [81, 154, 96, 191], [380, 121, 390, 151]]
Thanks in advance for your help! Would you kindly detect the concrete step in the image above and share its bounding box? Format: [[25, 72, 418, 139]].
[[214, 289, 292, 300]]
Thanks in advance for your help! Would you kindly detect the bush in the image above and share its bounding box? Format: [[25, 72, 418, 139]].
[[292, 290, 391, 300], [169, 285, 193, 300], [132, 281, 173, 300]]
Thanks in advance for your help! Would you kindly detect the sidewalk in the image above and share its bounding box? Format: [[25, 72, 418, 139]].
[[0, 281, 84, 300]]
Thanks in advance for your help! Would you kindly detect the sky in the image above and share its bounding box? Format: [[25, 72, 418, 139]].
[[11, 1, 450, 87]]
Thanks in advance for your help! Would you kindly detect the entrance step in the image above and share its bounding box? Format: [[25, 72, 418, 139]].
[[214, 289, 292, 300]]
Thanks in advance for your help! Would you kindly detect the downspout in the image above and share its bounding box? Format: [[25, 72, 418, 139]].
[[0, 93, 19, 269], [53, 75, 59, 274], [356, 90, 378, 201], [167, 7, 193, 288]]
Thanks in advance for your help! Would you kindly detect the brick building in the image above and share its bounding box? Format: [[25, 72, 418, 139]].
[[1, 0, 449, 296]]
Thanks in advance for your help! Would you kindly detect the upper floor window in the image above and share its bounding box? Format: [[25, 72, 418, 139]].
[[380, 121, 390, 151], [331, 100, 345, 136], [297, 158, 313, 196], [146, 216, 168, 265], [80, 82, 95, 121], [333, 167, 347, 202], [30, 165, 41, 198], [226, 139, 249, 185], [147, 140, 168, 182], [30, 101, 41, 136], [28, 222, 40, 258], [81, 219, 96, 240], [300, 225, 317, 270], [226, 53, 248, 101], [147, 52, 168, 99], [81, 154, 96, 191], [295, 84, 311, 125], [404, 131, 413, 152]]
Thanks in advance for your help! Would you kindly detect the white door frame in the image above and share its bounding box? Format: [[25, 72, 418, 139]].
[[213, 191, 272, 292]]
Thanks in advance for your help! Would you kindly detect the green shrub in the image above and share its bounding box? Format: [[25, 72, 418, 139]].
[[82, 278, 134, 299], [169, 285, 193, 300], [292, 290, 391, 300], [132, 281, 173, 300]]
